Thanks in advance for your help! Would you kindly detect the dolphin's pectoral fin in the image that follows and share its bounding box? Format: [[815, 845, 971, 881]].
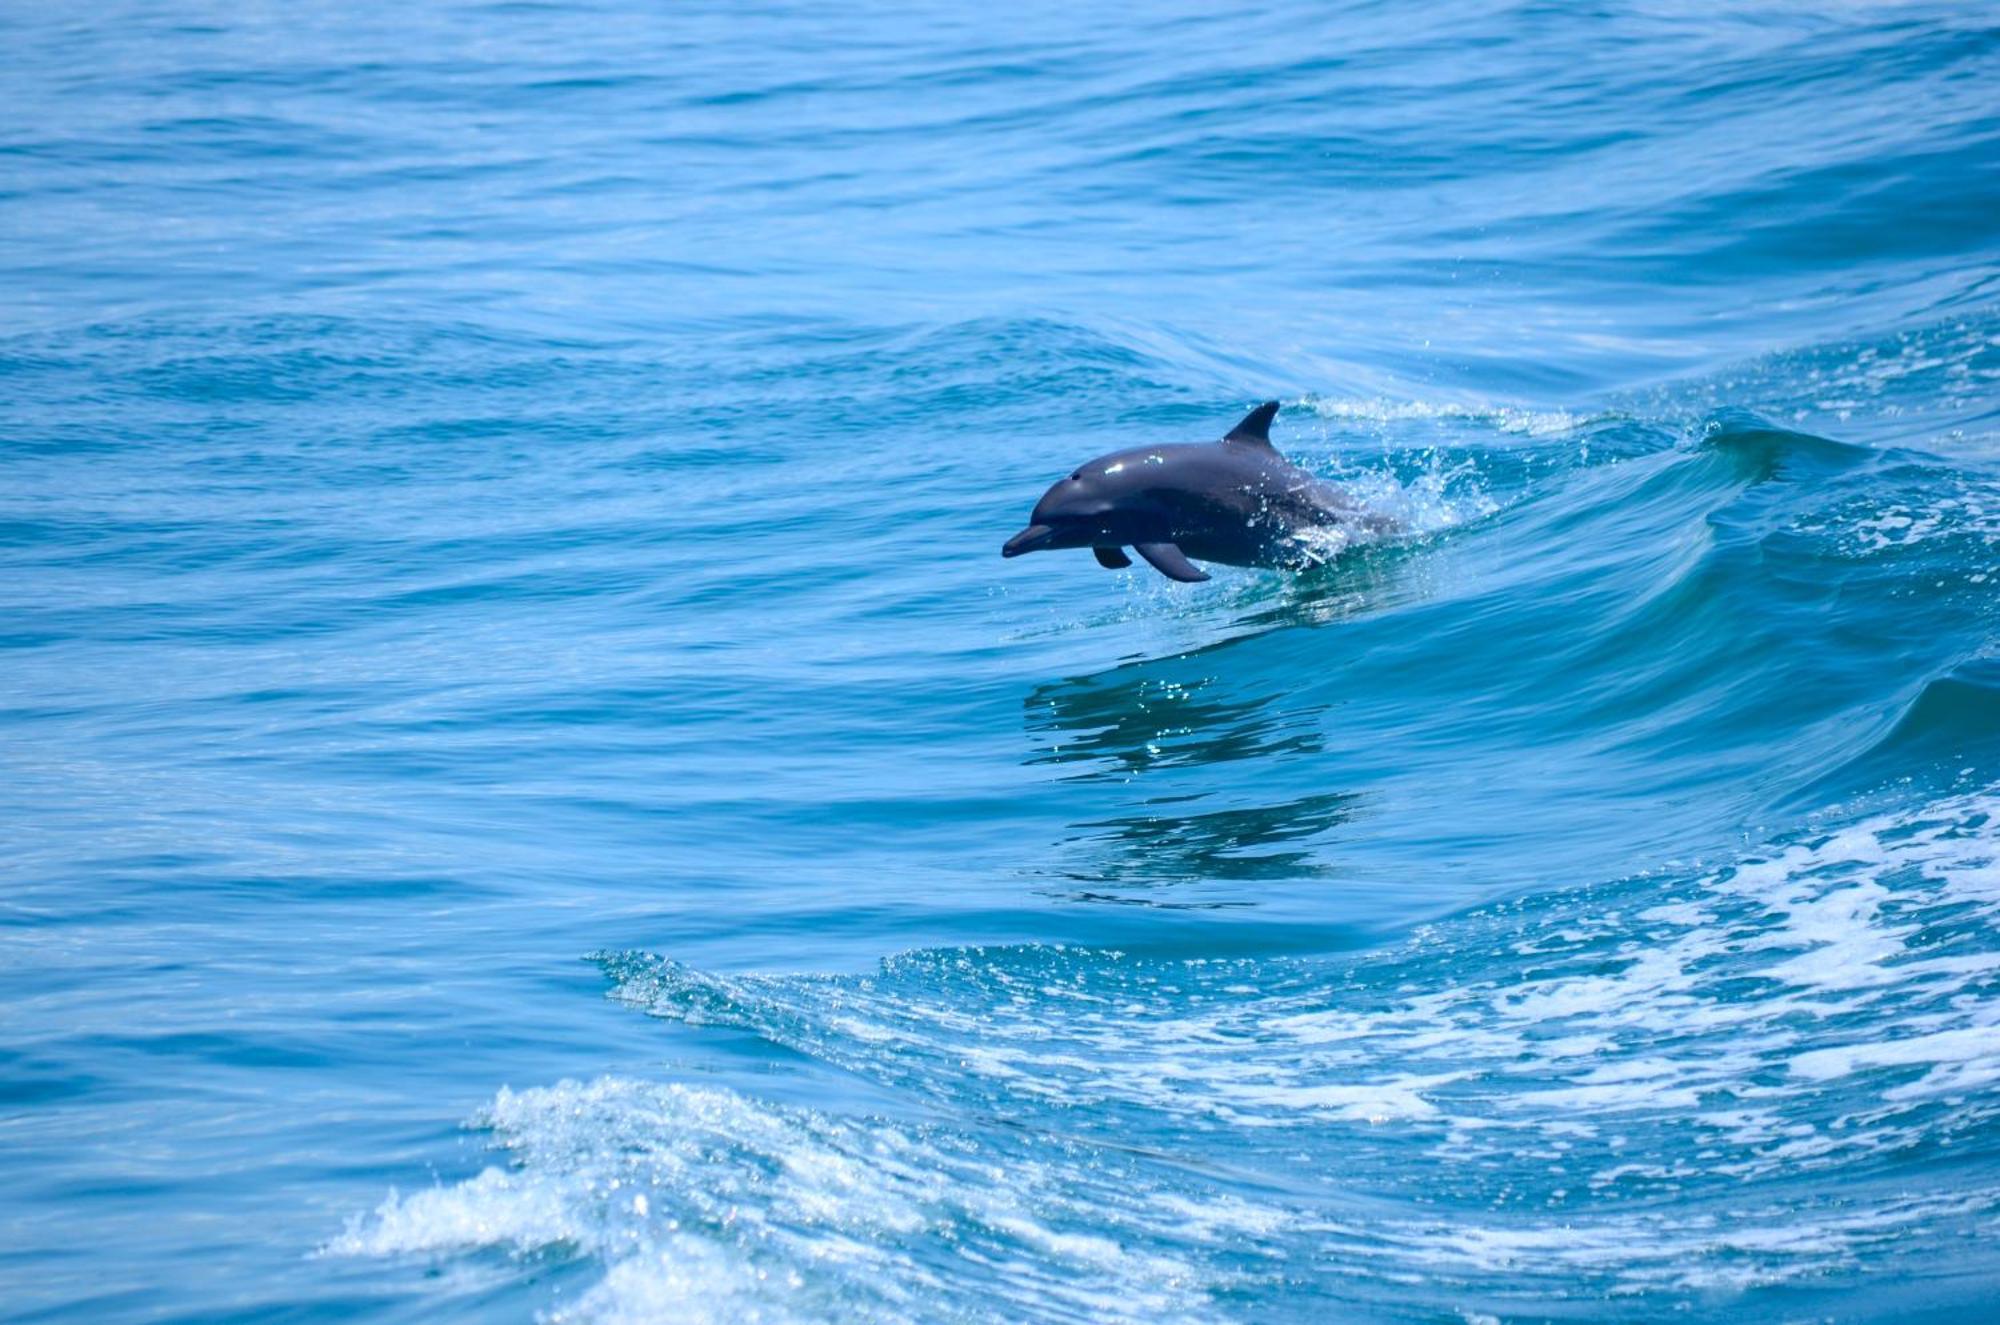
[[1134, 542, 1210, 583], [1093, 546, 1132, 570]]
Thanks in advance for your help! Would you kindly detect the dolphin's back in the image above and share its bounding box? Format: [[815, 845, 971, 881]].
[[1117, 442, 1369, 567]]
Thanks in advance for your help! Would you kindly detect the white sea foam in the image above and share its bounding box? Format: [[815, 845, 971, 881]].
[[1334, 457, 1502, 543], [340, 792, 2000, 1318], [331, 1077, 1223, 1325], [1787, 480, 2000, 562], [1296, 394, 1589, 439]]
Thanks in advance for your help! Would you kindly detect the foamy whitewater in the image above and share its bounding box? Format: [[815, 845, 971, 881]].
[[3, 2, 1997, 1322], [333, 794, 2000, 1321]]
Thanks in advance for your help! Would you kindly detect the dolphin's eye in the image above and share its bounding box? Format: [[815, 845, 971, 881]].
[[1069, 471, 1082, 481]]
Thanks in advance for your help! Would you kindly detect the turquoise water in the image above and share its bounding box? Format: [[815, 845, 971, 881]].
[[4, 2, 1999, 1320]]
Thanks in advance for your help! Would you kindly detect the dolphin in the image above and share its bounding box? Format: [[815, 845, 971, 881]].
[[1001, 401, 1391, 582]]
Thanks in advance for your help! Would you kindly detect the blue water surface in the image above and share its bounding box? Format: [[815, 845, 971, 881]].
[[4, 2, 1999, 1321]]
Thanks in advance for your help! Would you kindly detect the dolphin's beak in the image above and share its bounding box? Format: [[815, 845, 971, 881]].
[[1002, 524, 1054, 558]]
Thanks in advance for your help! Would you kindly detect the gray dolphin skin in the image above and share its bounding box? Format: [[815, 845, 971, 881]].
[[1001, 401, 1390, 583]]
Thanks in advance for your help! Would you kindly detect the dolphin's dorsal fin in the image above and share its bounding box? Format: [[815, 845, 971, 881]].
[[1224, 401, 1281, 449]]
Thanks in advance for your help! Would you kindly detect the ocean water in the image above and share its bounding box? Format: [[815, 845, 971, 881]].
[[3, 1, 1999, 1321]]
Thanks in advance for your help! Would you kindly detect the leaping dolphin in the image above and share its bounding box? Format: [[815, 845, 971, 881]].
[[1001, 401, 1391, 582]]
